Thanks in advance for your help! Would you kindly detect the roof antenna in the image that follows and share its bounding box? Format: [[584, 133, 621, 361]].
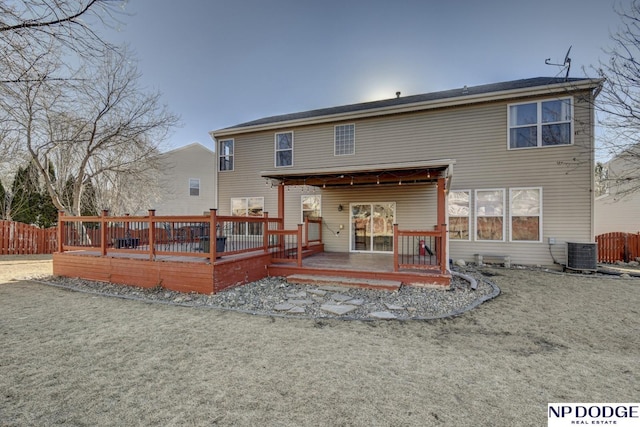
[[545, 46, 572, 81]]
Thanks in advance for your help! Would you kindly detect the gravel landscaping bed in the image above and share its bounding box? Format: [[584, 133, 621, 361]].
[[40, 267, 499, 320]]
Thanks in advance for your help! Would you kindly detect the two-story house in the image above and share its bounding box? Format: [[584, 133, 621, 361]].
[[210, 77, 602, 268], [595, 145, 640, 235], [152, 142, 216, 216]]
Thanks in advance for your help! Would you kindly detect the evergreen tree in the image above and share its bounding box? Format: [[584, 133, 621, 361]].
[[0, 179, 6, 219], [61, 175, 98, 217], [11, 163, 40, 225], [81, 179, 98, 217], [8, 161, 59, 227], [37, 162, 59, 227]]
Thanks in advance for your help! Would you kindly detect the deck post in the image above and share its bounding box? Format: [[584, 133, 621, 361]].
[[437, 177, 446, 230], [210, 209, 217, 260], [393, 223, 399, 272], [263, 212, 269, 252], [124, 213, 130, 241], [148, 209, 156, 261], [443, 226, 448, 273], [297, 224, 303, 267], [278, 183, 285, 227], [303, 218, 308, 247], [438, 226, 447, 273], [437, 177, 448, 273], [100, 209, 108, 257], [57, 211, 65, 253]]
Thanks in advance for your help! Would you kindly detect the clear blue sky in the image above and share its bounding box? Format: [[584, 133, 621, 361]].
[[105, 0, 628, 152]]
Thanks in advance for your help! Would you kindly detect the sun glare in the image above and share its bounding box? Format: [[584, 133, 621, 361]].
[[360, 85, 402, 102]]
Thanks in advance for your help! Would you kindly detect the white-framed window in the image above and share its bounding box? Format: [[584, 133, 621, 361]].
[[475, 189, 505, 241], [335, 124, 355, 156], [189, 178, 200, 196], [508, 98, 573, 149], [218, 139, 234, 171], [230, 197, 264, 236], [448, 190, 470, 240], [231, 197, 264, 217], [510, 188, 542, 242], [275, 132, 293, 167], [301, 195, 321, 222]]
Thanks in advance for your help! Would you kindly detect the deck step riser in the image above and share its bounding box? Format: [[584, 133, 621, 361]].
[[286, 274, 401, 292]]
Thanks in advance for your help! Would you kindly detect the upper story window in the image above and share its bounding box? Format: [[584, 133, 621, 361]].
[[335, 124, 355, 156], [508, 98, 572, 149], [189, 178, 200, 196], [275, 132, 293, 167], [218, 139, 234, 171]]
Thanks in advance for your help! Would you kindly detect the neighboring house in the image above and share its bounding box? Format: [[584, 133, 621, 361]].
[[595, 146, 640, 235], [210, 77, 601, 266], [153, 142, 216, 215]]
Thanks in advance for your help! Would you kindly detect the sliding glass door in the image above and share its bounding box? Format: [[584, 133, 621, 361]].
[[350, 202, 395, 252]]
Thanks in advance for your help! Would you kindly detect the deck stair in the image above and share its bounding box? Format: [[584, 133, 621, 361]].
[[286, 274, 401, 291]]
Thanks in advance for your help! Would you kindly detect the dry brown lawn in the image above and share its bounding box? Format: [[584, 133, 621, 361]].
[[0, 255, 638, 426]]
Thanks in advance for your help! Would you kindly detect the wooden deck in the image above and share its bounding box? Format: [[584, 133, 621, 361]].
[[53, 251, 216, 294], [54, 249, 450, 294], [269, 252, 450, 288], [54, 211, 450, 294]]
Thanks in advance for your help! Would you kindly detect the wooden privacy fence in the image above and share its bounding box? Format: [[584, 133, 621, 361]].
[[596, 232, 640, 263], [0, 220, 58, 255]]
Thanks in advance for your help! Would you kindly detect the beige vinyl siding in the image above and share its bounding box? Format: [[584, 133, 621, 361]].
[[217, 132, 280, 217], [216, 89, 596, 266], [155, 143, 216, 216], [596, 195, 640, 234], [448, 96, 594, 265], [595, 156, 640, 234]]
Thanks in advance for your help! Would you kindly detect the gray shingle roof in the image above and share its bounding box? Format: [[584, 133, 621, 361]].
[[223, 77, 594, 130]]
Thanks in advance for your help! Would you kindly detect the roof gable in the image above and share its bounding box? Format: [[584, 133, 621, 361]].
[[162, 142, 215, 156]]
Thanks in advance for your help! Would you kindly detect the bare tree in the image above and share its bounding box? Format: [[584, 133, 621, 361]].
[[0, 0, 127, 178], [596, 0, 640, 197], [0, 50, 179, 215], [0, 0, 125, 71]]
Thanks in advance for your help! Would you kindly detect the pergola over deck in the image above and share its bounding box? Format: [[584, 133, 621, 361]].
[[260, 159, 454, 228]]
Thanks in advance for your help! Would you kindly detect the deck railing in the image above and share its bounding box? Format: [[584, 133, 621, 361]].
[[305, 218, 322, 246], [58, 210, 314, 265], [58, 212, 446, 272], [393, 224, 448, 274], [269, 224, 303, 267]]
